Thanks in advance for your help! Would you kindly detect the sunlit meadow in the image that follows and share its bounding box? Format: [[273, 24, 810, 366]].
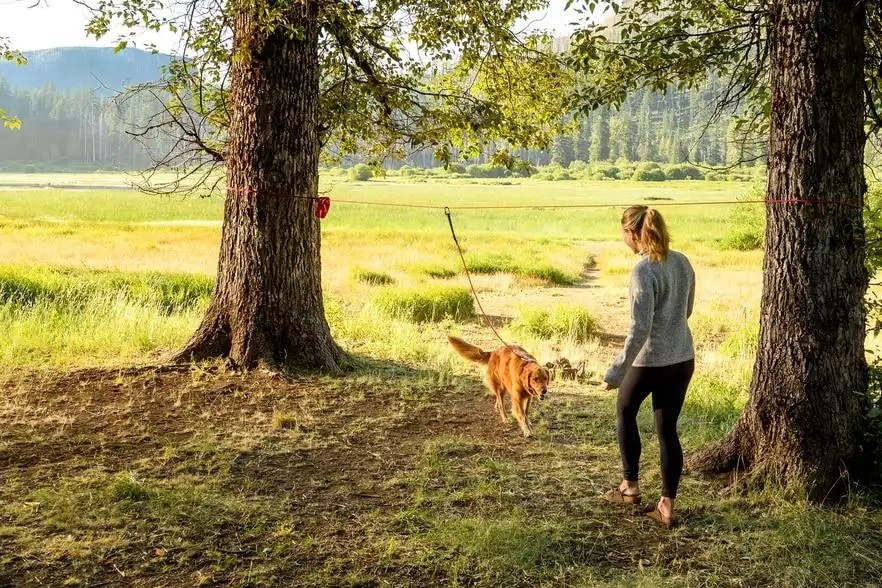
[[2, 172, 879, 587]]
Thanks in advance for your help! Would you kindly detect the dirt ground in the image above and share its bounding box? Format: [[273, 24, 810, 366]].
[[1, 360, 636, 586]]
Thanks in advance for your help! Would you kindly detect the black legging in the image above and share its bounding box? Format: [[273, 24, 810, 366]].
[[616, 359, 694, 499]]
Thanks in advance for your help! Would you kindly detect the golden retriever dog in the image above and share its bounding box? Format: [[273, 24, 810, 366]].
[[448, 336, 550, 437]]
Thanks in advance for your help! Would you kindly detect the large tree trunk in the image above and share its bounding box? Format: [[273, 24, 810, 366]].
[[687, 0, 868, 498], [173, 0, 345, 371]]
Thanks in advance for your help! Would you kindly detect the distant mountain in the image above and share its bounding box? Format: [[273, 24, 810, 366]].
[[0, 46, 171, 94]]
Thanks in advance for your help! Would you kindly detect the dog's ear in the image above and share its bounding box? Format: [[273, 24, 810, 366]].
[[540, 366, 552, 384]]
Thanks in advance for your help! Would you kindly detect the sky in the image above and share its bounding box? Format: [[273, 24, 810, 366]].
[[1, 0, 175, 52], [1, 0, 592, 53]]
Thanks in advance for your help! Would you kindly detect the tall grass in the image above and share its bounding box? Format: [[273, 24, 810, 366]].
[[352, 267, 395, 285], [371, 285, 474, 323], [464, 252, 578, 285], [0, 266, 212, 312], [0, 265, 210, 367], [510, 304, 600, 343]]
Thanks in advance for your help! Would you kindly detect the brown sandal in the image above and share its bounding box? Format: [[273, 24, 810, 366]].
[[602, 488, 642, 504], [645, 504, 678, 528]]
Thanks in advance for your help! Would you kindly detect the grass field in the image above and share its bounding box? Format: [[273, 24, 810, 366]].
[[1, 172, 879, 587]]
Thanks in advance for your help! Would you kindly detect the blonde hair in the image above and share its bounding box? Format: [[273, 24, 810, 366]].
[[621, 205, 670, 262]]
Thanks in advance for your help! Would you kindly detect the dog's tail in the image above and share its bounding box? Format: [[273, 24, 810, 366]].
[[447, 336, 491, 364]]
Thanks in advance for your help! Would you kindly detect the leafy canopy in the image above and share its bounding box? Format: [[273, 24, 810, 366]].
[[82, 0, 575, 177], [566, 0, 882, 145], [0, 37, 25, 130], [566, 0, 771, 147]]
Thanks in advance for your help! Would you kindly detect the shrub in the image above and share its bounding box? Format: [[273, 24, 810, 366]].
[[510, 305, 599, 343], [589, 163, 620, 179], [320, 166, 347, 177], [537, 163, 565, 176], [633, 168, 666, 181], [552, 170, 574, 181], [511, 159, 537, 177], [664, 164, 704, 180], [568, 160, 588, 174], [448, 163, 468, 174], [722, 230, 764, 251], [466, 163, 509, 178], [371, 285, 474, 322], [721, 188, 765, 250], [632, 162, 667, 182], [348, 163, 373, 181]]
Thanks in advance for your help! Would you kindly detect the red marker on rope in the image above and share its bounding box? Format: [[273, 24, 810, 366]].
[[315, 197, 331, 219]]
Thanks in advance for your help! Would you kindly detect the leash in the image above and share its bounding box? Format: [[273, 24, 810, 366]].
[[444, 207, 509, 347]]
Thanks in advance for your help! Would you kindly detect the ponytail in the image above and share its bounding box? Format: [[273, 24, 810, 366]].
[[621, 205, 670, 262]]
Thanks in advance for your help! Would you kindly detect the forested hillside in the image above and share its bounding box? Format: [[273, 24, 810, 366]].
[[455, 75, 755, 170], [0, 47, 760, 172], [0, 47, 171, 94], [0, 47, 171, 171]]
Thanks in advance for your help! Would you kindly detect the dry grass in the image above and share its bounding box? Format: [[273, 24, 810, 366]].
[[2, 365, 880, 587]]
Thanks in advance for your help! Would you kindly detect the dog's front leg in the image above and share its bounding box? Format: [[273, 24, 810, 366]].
[[495, 392, 507, 424], [488, 381, 508, 424], [511, 393, 532, 437]]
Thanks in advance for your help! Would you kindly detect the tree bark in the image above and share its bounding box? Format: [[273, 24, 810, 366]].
[[687, 0, 868, 499], [173, 0, 345, 371]]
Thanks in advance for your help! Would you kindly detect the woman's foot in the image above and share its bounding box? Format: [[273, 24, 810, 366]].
[[602, 480, 641, 504], [619, 480, 640, 496], [645, 497, 677, 527]]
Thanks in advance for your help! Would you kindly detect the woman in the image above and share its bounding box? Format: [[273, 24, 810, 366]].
[[602, 205, 695, 528]]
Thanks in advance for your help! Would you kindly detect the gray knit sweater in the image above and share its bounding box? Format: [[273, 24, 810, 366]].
[[604, 250, 695, 387]]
